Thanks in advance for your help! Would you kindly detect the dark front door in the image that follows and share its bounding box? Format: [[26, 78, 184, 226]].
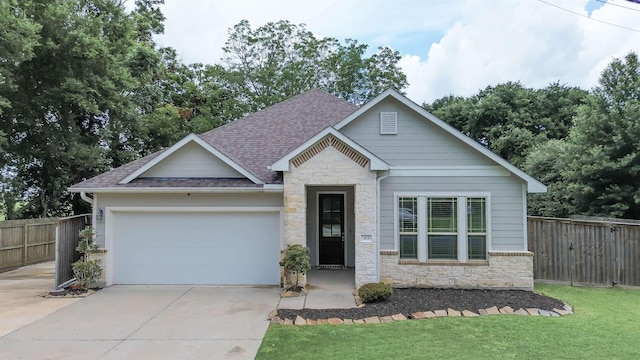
[[319, 194, 344, 265]]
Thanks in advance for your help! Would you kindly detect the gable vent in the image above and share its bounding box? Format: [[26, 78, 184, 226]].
[[380, 112, 398, 134], [291, 135, 369, 168]]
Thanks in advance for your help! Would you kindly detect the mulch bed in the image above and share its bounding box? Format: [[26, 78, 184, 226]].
[[46, 287, 99, 298], [277, 288, 565, 320]]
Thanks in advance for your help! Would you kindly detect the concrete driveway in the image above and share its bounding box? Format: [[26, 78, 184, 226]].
[[0, 285, 281, 360], [0, 262, 80, 338]]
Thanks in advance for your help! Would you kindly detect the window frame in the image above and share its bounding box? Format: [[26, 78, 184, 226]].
[[394, 192, 491, 262], [398, 197, 418, 259]]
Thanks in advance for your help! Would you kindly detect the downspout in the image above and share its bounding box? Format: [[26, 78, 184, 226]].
[[376, 170, 391, 282], [80, 191, 93, 205], [80, 191, 96, 227]]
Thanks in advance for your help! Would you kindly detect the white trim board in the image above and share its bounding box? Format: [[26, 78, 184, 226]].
[[334, 89, 547, 193], [389, 166, 510, 177], [118, 134, 263, 185], [68, 186, 284, 193]]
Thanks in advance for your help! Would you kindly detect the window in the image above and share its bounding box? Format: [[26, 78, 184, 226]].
[[427, 198, 458, 259], [467, 198, 487, 260], [396, 195, 488, 262], [398, 197, 417, 259]]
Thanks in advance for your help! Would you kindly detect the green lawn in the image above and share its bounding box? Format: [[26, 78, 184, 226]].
[[256, 285, 640, 359]]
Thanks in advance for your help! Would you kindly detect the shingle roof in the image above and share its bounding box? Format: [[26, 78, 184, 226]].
[[70, 89, 358, 190]]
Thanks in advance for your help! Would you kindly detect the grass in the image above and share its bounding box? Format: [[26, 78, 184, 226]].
[[256, 285, 640, 359]]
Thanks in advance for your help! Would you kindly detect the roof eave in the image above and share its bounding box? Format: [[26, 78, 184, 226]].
[[68, 185, 284, 194]]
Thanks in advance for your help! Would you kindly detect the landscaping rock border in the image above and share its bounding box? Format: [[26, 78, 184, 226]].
[[269, 303, 574, 325]]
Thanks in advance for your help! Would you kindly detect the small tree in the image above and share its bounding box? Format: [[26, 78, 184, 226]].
[[279, 244, 311, 289], [72, 226, 102, 291]]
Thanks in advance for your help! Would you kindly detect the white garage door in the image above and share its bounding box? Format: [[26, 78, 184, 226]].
[[111, 211, 281, 285]]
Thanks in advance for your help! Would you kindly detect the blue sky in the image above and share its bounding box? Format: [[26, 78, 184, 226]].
[[151, 0, 640, 103]]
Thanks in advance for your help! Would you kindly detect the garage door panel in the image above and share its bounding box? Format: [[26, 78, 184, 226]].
[[112, 211, 280, 285]]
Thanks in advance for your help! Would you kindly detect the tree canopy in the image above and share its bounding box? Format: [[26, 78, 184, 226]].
[[563, 52, 640, 218], [425, 82, 587, 168], [2, 1, 638, 221], [0, 6, 410, 219], [221, 20, 408, 112]]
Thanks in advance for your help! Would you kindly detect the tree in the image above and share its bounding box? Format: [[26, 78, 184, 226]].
[[564, 52, 640, 218], [426, 82, 587, 168], [221, 20, 408, 112], [524, 139, 572, 217], [0, 0, 41, 114], [0, 0, 154, 218]]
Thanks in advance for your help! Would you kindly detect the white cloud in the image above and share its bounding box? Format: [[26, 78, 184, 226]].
[[149, 0, 640, 104], [399, 0, 640, 103]]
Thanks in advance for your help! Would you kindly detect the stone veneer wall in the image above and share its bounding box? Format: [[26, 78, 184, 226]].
[[380, 251, 534, 290], [283, 145, 377, 288]]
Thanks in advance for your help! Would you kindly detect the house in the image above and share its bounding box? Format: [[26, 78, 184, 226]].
[[69, 89, 545, 290]]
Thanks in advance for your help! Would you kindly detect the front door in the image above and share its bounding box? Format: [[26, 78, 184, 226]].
[[319, 194, 344, 265]]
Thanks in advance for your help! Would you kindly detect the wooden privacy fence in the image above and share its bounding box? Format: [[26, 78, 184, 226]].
[[0, 218, 59, 272], [56, 214, 91, 288], [528, 216, 640, 287]]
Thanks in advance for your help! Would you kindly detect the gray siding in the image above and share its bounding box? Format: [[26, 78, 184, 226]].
[[94, 192, 283, 247], [380, 176, 526, 252], [340, 97, 494, 167], [141, 142, 245, 178]]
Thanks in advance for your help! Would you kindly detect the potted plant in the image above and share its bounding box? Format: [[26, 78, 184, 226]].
[[71, 226, 102, 292], [279, 244, 311, 293]]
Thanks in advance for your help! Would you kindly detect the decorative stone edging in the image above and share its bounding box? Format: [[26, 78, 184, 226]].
[[269, 303, 574, 325]]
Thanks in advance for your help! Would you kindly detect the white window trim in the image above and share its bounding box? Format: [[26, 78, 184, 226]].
[[393, 192, 491, 262]]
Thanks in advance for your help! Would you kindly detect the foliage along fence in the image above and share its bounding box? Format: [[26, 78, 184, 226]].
[[528, 216, 640, 287], [0, 218, 59, 272], [55, 214, 91, 288]]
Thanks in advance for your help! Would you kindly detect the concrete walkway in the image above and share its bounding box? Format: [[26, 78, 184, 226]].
[[0, 285, 281, 359], [278, 268, 357, 310], [0, 261, 80, 338]]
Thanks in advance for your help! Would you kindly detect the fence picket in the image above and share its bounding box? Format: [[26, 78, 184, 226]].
[[528, 216, 640, 287]]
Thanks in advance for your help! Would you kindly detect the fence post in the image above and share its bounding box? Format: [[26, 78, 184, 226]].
[[569, 219, 574, 286], [22, 223, 28, 266], [55, 224, 60, 289]]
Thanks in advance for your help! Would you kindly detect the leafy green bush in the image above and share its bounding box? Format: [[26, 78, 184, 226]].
[[72, 226, 102, 290], [76, 226, 97, 261], [72, 259, 102, 290], [279, 244, 311, 288], [358, 282, 393, 303]]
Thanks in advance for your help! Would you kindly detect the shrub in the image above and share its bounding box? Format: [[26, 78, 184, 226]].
[[72, 259, 102, 290], [72, 226, 102, 291], [76, 226, 97, 261], [358, 282, 393, 303], [279, 244, 311, 288]]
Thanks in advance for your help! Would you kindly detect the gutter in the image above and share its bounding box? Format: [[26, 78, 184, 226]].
[[68, 186, 285, 194], [376, 170, 391, 282]]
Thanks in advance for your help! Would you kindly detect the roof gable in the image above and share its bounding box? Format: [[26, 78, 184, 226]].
[[335, 89, 547, 193], [119, 134, 263, 185], [270, 128, 389, 171], [139, 141, 246, 179], [199, 89, 359, 183]]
